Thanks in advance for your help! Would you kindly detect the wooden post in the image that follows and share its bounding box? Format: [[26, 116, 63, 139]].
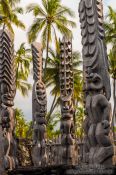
[[79, 0, 114, 165]]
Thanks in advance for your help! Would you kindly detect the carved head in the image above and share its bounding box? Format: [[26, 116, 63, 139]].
[[1, 106, 15, 130], [1, 108, 10, 129], [0, 83, 15, 106], [85, 68, 103, 91]]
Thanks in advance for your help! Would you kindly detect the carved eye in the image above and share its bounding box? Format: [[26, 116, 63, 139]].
[[68, 41, 71, 45], [66, 65, 69, 69], [67, 89, 71, 94], [36, 85, 39, 90], [61, 85, 64, 89], [93, 77, 100, 85], [66, 72, 70, 77]]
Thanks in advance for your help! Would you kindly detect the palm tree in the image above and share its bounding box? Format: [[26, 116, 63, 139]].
[[45, 48, 83, 123], [108, 46, 116, 141], [104, 6, 116, 141], [104, 6, 116, 44], [9, 0, 21, 7], [0, 0, 25, 33], [75, 107, 84, 140], [26, 0, 76, 73], [15, 43, 32, 97], [47, 112, 61, 139], [15, 108, 32, 139]]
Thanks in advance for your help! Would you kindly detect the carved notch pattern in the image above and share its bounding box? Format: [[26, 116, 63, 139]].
[[0, 29, 17, 171]]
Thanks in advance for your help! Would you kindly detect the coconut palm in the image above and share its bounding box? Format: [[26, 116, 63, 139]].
[[104, 6, 116, 44], [9, 0, 21, 7], [108, 46, 116, 140], [15, 108, 32, 139], [104, 6, 116, 141], [26, 0, 76, 73], [47, 112, 61, 139], [75, 106, 84, 140], [15, 43, 32, 97], [0, 0, 25, 33], [45, 48, 83, 123]]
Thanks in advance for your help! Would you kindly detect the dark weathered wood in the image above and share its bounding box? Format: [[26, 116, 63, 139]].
[[59, 37, 76, 165], [31, 42, 47, 166], [8, 165, 115, 175], [0, 29, 17, 173], [79, 0, 114, 165]]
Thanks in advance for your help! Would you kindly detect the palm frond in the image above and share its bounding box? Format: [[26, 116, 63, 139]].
[[51, 24, 60, 53], [16, 80, 32, 97], [13, 7, 24, 14], [9, 0, 21, 7], [5, 20, 14, 34], [28, 18, 46, 43], [55, 19, 72, 37], [56, 6, 75, 17], [26, 3, 46, 17], [41, 25, 47, 48], [47, 0, 60, 15], [0, 0, 11, 16], [104, 6, 116, 44], [10, 12, 25, 29], [42, 0, 48, 11]]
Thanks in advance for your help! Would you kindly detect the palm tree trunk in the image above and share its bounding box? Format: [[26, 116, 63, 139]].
[[47, 93, 57, 123], [112, 78, 116, 141], [50, 93, 57, 115], [47, 100, 58, 124], [44, 27, 50, 75], [50, 101, 58, 115]]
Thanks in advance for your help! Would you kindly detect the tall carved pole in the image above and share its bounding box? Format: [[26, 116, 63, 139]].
[[31, 42, 47, 166], [0, 29, 17, 173], [79, 0, 114, 165], [59, 37, 75, 164]]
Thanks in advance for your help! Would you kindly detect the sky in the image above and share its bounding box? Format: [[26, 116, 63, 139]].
[[14, 0, 116, 121]]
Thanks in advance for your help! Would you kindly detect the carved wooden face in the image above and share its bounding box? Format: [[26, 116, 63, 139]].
[[1, 108, 10, 129], [86, 72, 103, 91], [63, 101, 70, 110], [1, 83, 9, 95], [62, 100, 74, 119], [1, 107, 15, 130], [34, 81, 47, 107]]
